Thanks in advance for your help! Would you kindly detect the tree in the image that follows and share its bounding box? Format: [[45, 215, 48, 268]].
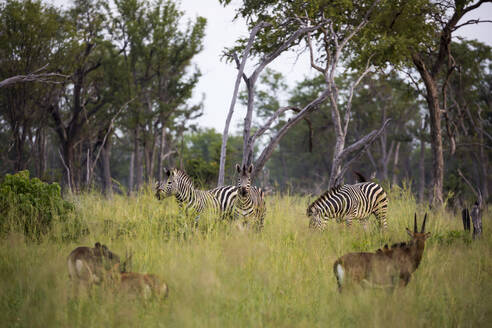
[[408, 0, 492, 205], [0, 0, 67, 173], [219, 0, 401, 187], [112, 0, 206, 191]]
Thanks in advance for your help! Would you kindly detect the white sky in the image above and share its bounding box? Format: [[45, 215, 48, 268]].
[[48, 0, 492, 133]]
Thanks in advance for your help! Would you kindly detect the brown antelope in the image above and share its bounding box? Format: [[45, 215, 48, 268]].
[[117, 271, 169, 299], [333, 213, 430, 291], [67, 242, 121, 292], [112, 252, 169, 299]]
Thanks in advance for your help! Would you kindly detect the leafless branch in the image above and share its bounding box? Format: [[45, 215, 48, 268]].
[[0, 64, 68, 88], [457, 168, 482, 202], [453, 19, 492, 30]]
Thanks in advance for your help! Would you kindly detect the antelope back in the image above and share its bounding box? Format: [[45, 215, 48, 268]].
[[67, 242, 120, 284], [119, 272, 169, 299]]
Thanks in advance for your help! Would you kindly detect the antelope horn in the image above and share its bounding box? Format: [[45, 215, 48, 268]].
[[414, 213, 417, 233], [421, 213, 427, 233]]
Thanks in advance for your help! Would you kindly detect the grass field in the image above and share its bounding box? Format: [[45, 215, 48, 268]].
[[0, 185, 491, 328]]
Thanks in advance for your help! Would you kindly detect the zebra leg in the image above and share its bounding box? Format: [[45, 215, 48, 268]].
[[373, 211, 387, 230], [345, 217, 352, 227], [309, 214, 323, 230]]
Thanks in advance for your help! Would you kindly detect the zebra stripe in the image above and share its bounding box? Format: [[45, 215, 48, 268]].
[[155, 168, 220, 216], [209, 185, 238, 216], [307, 182, 388, 229], [235, 164, 266, 230]]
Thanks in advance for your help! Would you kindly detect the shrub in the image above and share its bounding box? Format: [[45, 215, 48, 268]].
[[0, 171, 75, 240]]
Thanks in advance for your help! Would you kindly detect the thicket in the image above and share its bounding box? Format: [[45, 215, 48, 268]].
[[0, 171, 83, 241]]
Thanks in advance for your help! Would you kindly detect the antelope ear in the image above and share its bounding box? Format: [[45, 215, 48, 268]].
[[247, 164, 253, 174], [406, 227, 413, 237], [235, 163, 241, 173], [425, 232, 431, 239], [95, 242, 101, 248]]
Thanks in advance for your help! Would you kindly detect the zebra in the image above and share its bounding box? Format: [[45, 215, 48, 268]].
[[155, 168, 221, 217], [306, 182, 388, 230], [155, 168, 239, 220], [234, 163, 266, 230]]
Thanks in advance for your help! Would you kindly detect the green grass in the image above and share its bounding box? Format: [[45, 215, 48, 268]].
[[0, 185, 491, 327]]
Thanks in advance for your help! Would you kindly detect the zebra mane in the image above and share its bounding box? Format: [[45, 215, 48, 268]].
[[320, 184, 343, 198], [172, 168, 195, 188], [307, 184, 343, 211]]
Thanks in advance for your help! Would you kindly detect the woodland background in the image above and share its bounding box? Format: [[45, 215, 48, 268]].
[[0, 0, 490, 208]]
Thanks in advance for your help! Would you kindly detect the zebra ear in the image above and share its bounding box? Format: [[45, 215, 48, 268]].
[[164, 168, 171, 177], [235, 163, 241, 173], [247, 164, 253, 174]]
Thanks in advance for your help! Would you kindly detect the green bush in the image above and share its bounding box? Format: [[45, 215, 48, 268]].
[[0, 170, 75, 240]]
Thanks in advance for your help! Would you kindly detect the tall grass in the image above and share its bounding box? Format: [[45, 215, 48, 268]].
[[0, 185, 491, 327]]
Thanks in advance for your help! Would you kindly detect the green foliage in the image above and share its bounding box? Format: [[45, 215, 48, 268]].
[[220, 0, 439, 70], [182, 128, 243, 187], [0, 171, 75, 240]]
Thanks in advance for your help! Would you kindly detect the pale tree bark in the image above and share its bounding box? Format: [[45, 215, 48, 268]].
[[0, 64, 67, 88], [218, 17, 330, 185], [391, 142, 401, 186], [128, 151, 134, 195], [225, 0, 388, 183], [157, 122, 166, 181], [377, 103, 394, 180], [297, 0, 389, 188], [101, 135, 113, 198], [478, 115, 489, 203], [418, 117, 428, 204], [217, 22, 268, 186], [134, 126, 143, 191]]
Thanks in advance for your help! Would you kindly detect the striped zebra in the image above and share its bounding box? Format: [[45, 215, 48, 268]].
[[155, 168, 221, 217], [155, 168, 238, 219], [307, 182, 388, 230], [234, 164, 266, 230]]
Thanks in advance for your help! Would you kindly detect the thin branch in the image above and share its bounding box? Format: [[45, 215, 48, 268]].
[[343, 54, 374, 136], [218, 21, 268, 186], [250, 106, 300, 145], [58, 149, 72, 192], [453, 18, 492, 30], [339, 118, 391, 161], [457, 168, 481, 200]]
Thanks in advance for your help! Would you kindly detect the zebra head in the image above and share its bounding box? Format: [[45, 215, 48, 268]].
[[155, 168, 174, 199], [236, 163, 253, 197]]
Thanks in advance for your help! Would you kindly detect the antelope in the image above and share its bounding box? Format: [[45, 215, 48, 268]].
[[68, 245, 169, 299], [333, 213, 430, 291], [67, 242, 121, 292], [113, 252, 169, 299], [117, 272, 169, 299]]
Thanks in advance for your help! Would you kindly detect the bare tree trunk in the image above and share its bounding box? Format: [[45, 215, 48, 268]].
[[392, 142, 400, 186], [128, 151, 134, 195], [101, 136, 112, 198], [157, 124, 166, 181], [218, 23, 265, 186], [478, 114, 489, 202], [135, 126, 143, 191], [35, 127, 46, 178], [419, 129, 426, 204], [412, 54, 444, 205]]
